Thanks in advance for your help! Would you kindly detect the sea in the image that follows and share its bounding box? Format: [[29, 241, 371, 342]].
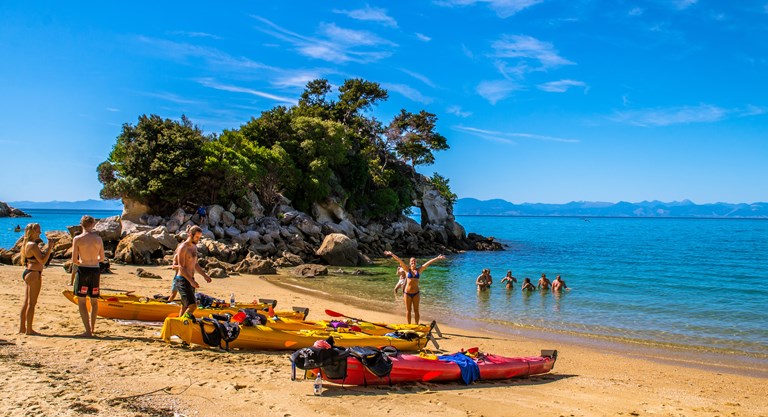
[[3, 210, 767, 360]]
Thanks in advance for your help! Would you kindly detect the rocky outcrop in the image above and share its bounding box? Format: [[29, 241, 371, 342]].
[[0, 201, 30, 218], [114, 232, 163, 265], [316, 233, 361, 266], [94, 216, 122, 242], [292, 264, 328, 277], [121, 198, 150, 223]]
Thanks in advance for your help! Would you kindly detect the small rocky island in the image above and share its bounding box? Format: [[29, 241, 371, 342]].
[[0, 201, 30, 218]]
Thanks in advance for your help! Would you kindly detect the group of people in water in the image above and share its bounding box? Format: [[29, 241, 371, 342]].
[[477, 270, 569, 293]]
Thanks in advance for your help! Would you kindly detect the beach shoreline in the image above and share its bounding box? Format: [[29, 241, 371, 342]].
[[2, 263, 766, 416]]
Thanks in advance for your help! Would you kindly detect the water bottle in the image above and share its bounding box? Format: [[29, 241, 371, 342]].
[[230, 293, 236, 308], [313, 373, 322, 396]]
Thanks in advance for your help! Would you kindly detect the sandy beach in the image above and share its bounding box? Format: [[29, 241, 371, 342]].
[[1, 262, 766, 417]]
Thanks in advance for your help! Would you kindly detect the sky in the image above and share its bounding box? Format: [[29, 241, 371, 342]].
[[1, 1, 766, 205]]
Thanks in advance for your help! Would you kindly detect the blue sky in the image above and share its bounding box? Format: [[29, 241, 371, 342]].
[[1, 1, 766, 204]]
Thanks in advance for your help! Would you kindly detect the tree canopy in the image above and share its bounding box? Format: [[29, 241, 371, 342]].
[[97, 78, 453, 219]]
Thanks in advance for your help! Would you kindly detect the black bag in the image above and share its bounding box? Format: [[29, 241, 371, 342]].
[[199, 318, 240, 350], [346, 346, 393, 378]]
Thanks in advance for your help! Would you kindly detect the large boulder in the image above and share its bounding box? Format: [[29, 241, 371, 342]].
[[121, 197, 150, 223], [316, 233, 360, 266], [312, 197, 348, 223], [293, 214, 322, 237], [292, 264, 328, 277], [207, 205, 225, 227], [114, 232, 163, 265], [0, 201, 30, 218], [222, 211, 236, 228], [245, 190, 265, 219], [121, 220, 153, 236], [234, 258, 277, 275], [200, 238, 241, 263], [93, 216, 122, 242], [148, 226, 178, 250]]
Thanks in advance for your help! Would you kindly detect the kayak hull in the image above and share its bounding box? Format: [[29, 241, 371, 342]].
[[61, 290, 304, 321], [324, 351, 557, 385], [161, 317, 428, 351]]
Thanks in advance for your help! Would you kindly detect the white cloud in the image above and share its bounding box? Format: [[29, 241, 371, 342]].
[[381, 83, 433, 104], [333, 5, 398, 27], [105, 107, 120, 112], [454, 125, 579, 143], [476, 80, 520, 104], [399, 68, 437, 88], [197, 78, 296, 105], [136, 36, 276, 72], [492, 34, 574, 68], [168, 31, 223, 40], [415, 33, 432, 42], [462, 44, 475, 59], [140, 91, 202, 105], [447, 105, 472, 118], [537, 79, 587, 93], [252, 16, 396, 63], [271, 71, 324, 89], [674, 0, 698, 10], [435, 0, 545, 18], [611, 104, 726, 127], [628, 7, 644, 16]]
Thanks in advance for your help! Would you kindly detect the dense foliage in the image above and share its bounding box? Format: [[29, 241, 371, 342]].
[[98, 79, 453, 219]]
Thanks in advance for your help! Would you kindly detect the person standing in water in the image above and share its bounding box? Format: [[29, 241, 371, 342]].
[[384, 251, 446, 324], [537, 273, 551, 290], [521, 277, 536, 292], [500, 270, 517, 290], [71, 215, 105, 337], [552, 275, 570, 291], [19, 223, 58, 335]]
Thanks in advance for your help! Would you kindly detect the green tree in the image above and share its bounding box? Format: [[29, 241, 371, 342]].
[[429, 172, 457, 206], [97, 114, 209, 214], [386, 109, 449, 167]]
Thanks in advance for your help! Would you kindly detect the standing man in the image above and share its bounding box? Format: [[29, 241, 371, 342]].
[[71, 215, 105, 337], [537, 273, 551, 290], [175, 226, 212, 320]]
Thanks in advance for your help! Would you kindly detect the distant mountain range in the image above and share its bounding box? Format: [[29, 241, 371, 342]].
[[454, 198, 768, 218], [8, 199, 123, 211]]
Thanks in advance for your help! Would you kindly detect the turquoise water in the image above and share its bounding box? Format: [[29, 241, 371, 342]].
[[0, 209, 122, 249], [280, 216, 768, 357]]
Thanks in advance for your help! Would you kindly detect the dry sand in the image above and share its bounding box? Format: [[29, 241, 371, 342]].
[[1, 262, 766, 417]]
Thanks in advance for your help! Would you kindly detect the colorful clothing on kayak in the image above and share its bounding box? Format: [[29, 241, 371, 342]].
[[438, 353, 480, 384]]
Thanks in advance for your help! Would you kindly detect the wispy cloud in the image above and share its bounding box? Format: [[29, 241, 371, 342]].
[[454, 125, 579, 143], [610, 104, 730, 127], [140, 91, 202, 105], [447, 105, 472, 118], [168, 30, 223, 40], [476, 80, 520, 104], [270, 71, 324, 89], [415, 33, 432, 42], [105, 107, 120, 112], [492, 35, 574, 68], [435, 0, 545, 18], [399, 68, 437, 88], [628, 7, 644, 16], [333, 5, 398, 27], [136, 36, 276, 72], [252, 16, 396, 63], [462, 44, 475, 59], [197, 78, 296, 105], [381, 83, 433, 104], [537, 79, 587, 93], [674, 0, 698, 10]]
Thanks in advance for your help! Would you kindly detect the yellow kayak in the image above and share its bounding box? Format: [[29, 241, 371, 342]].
[[160, 316, 429, 351], [62, 290, 307, 321], [261, 316, 434, 336]]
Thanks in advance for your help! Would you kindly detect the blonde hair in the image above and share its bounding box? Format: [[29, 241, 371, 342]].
[[20, 223, 40, 264]]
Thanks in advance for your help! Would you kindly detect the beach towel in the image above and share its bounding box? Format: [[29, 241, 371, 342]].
[[438, 353, 480, 384]]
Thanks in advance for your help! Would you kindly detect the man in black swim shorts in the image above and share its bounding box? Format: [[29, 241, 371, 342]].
[[71, 215, 105, 337], [174, 226, 212, 319]]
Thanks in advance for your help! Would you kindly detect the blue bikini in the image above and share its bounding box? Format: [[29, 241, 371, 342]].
[[405, 270, 420, 298]]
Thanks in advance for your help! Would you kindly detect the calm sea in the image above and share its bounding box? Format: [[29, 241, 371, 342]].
[[3, 211, 767, 357], [276, 216, 768, 358], [0, 209, 122, 249]]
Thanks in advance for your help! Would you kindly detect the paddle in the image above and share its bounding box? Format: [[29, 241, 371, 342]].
[[324, 309, 393, 329]]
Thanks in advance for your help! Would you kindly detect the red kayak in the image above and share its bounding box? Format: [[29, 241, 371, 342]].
[[322, 348, 557, 385]]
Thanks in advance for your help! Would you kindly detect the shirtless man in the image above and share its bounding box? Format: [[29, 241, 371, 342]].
[[552, 275, 569, 291], [174, 226, 212, 319], [475, 269, 492, 292], [537, 273, 551, 290], [71, 215, 105, 337]]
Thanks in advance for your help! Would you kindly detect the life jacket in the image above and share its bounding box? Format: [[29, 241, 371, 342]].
[[240, 308, 267, 326], [199, 317, 240, 351], [289, 337, 349, 381]]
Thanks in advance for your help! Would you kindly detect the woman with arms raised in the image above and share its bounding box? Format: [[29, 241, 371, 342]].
[[19, 223, 57, 335], [383, 251, 446, 324]]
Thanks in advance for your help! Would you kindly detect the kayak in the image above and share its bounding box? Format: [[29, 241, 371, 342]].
[[61, 290, 307, 321], [160, 316, 430, 351], [260, 316, 435, 336], [317, 348, 557, 385]]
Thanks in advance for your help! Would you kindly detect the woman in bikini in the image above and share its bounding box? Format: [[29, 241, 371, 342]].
[[19, 223, 57, 335], [384, 250, 446, 324]]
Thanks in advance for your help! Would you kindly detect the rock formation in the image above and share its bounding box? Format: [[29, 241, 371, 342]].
[[0, 201, 30, 218]]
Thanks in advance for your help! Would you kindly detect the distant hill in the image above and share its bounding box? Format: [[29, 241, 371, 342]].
[[455, 198, 768, 218], [8, 199, 123, 211]]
